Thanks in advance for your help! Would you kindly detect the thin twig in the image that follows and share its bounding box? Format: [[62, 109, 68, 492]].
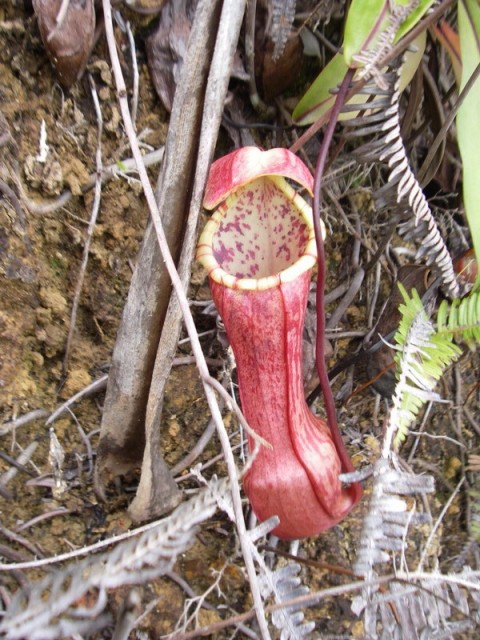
[[205, 376, 270, 451], [0, 449, 36, 476], [63, 75, 103, 372], [407, 401, 434, 463], [325, 268, 365, 330], [125, 20, 139, 128], [45, 375, 108, 426], [65, 407, 94, 476], [418, 477, 465, 573], [176, 441, 245, 482], [15, 508, 72, 533], [171, 414, 221, 477], [0, 505, 190, 571], [0, 409, 49, 436], [17, 147, 164, 215], [170, 568, 480, 639], [418, 63, 480, 184], [165, 575, 396, 639], [0, 525, 44, 558], [0, 441, 39, 490], [244, 0, 274, 116], [367, 261, 382, 331]]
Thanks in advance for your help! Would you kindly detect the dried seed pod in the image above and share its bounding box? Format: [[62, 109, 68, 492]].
[[33, 0, 95, 88]]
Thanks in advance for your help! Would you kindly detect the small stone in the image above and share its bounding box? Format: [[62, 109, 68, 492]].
[[42, 219, 63, 244], [37, 323, 66, 357], [64, 158, 90, 196], [23, 155, 63, 196], [73, 103, 86, 127], [89, 60, 113, 86], [98, 86, 111, 102], [39, 286, 68, 318], [41, 158, 63, 196], [23, 154, 42, 190], [36, 306, 52, 325], [30, 351, 44, 367], [105, 105, 121, 134], [445, 456, 462, 480], [168, 418, 180, 438], [197, 608, 221, 627], [61, 368, 92, 398]]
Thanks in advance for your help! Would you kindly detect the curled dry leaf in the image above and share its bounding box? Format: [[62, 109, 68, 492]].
[[146, 0, 247, 113], [253, 1, 303, 101], [259, 34, 303, 100], [33, 0, 95, 88], [455, 248, 478, 286], [146, 0, 196, 113]]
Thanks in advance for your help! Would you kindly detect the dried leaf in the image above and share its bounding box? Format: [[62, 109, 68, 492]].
[[146, 0, 247, 112], [146, 0, 196, 113], [33, 0, 95, 88], [260, 34, 303, 100]]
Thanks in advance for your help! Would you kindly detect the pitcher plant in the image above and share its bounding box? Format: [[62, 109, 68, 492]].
[[197, 147, 361, 539]]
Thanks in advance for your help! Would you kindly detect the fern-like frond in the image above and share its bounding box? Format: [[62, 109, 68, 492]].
[[352, 458, 480, 638], [0, 478, 231, 640], [437, 290, 480, 346], [384, 285, 461, 450], [256, 558, 314, 639], [343, 61, 460, 297], [269, 564, 315, 639], [357, 574, 477, 639], [352, 1, 419, 88], [353, 458, 434, 581]]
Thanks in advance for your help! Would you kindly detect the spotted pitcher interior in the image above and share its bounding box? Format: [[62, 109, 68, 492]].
[[212, 178, 311, 279]]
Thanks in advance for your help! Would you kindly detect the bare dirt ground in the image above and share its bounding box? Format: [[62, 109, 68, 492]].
[[1, 2, 480, 639]]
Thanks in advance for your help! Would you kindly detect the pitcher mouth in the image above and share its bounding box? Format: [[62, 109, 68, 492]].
[[197, 175, 319, 292]]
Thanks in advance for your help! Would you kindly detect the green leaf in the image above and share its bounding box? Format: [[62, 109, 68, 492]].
[[457, 0, 480, 285], [292, 54, 348, 125], [343, 0, 433, 67], [437, 291, 480, 347], [394, 0, 435, 42], [343, 0, 390, 67], [398, 31, 427, 91]]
